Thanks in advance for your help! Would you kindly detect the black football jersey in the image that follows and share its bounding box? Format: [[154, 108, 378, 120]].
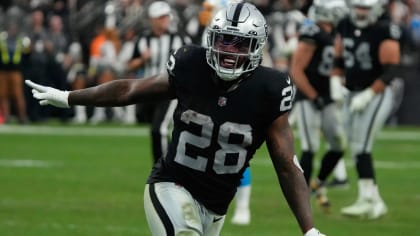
[[336, 17, 401, 91], [295, 22, 335, 101], [147, 45, 294, 215]]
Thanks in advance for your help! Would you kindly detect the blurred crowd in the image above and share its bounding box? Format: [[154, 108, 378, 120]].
[[1, 0, 420, 125]]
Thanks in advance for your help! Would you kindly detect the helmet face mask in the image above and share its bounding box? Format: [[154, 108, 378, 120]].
[[206, 3, 267, 81], [352, 7, 371, 28], [209, 32, 257, 76], [350, 0, 383, 28]]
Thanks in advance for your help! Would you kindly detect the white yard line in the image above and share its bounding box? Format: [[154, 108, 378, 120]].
[[0, 125, 419, 140], [1, 158, 419, 170], [0, 125, 149, 137], [377, 130, 420, 141], [1, 220, 145, 234], [0, 125, 419, 170], [252, 158, 420, 169], [0, 159, 60, 168]]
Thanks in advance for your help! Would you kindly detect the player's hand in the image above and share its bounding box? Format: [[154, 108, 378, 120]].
[[304, 228, 326, 236], [25, 80, 70, 108], [330, 75, 348, 103], [350, 88, 375, 113], [312, 96, 326, 110]]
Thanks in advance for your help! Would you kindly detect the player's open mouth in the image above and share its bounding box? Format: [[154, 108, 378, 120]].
[[221, 58, 236, 68]]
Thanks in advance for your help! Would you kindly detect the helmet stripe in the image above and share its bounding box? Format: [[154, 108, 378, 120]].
[[231, 2, 245, 27]]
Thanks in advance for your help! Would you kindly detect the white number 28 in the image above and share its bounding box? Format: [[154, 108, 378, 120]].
[[174, 110, 252, 174]]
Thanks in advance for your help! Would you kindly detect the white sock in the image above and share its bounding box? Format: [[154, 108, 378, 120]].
[[235, 185, 251, 211], [75, 106, 86, 120], [333, 159, 347, 181], [124, 105, 137, 123], [91, 107, 105, 119], [372, 184, 384, 203], [358, 179, 374, 201], [112, 107, 125, 120]]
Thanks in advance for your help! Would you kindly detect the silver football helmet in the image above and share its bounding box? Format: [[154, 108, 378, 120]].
[[350, 0, 383, 28], [206, 2, 268, 81], [308, 0, 348, 26]]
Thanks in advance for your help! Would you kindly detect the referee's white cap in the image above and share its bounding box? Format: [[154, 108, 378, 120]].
[[148, 1, 172, 18]]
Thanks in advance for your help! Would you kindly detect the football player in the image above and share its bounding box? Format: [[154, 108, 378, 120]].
[[26, 3, 324, 236], [290, 0, 348, 213], [198, 0, 253, 225], [330, 0, 401, 219]]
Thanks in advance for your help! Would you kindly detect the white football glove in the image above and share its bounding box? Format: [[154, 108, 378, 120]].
[[25, 80, 70, 108], [304, 228, 326, 236], [350, 88, 375, 113], [330, 75, 348, 103]]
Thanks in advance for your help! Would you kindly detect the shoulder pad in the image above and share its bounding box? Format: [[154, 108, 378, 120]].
[[377, 21, 402, 41], [166, 45, 205, 77], [299, 22, 320, 37]]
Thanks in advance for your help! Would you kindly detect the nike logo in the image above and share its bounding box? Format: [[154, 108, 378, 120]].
[[213, 217, 223, 223]]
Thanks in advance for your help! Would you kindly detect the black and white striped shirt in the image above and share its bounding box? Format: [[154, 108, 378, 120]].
[[132, 30, 191, 77]]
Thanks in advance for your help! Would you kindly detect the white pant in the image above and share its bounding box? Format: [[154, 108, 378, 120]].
[[144, 182, 225, 236], [345, 87, 394, 154], [295, 101, 346, 152]]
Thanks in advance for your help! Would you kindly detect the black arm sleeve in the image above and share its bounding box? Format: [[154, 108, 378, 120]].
[[380, 64, 400, 84]]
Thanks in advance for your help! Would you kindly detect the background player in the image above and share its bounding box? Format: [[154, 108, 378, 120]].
[[331, 0, 401, 219], [25, 3, 324, 236], [290, 0, 348, 213]]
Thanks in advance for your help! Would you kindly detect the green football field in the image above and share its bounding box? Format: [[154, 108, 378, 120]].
[[1, 124, 419, 235]]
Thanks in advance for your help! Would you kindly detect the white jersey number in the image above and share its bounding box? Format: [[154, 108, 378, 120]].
[[174, 110, 252, 174], [318, 46, 335, 76], [343, 38, 372, 70], [280, 85, 294, 112]]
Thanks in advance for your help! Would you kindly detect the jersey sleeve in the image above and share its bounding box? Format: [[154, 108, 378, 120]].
[[265, 71, 295, 122], [377, 21, 402, 42], [335, 17, 347, 37], [166, 45, 193, 78], [298, 22, 321, 44], [166, 45, 199, 95]]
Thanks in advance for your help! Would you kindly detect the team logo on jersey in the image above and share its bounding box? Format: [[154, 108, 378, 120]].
[[218, 96, 227, 107]]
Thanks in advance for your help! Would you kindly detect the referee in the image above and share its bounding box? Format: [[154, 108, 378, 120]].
[[128, 1, 191, 163]]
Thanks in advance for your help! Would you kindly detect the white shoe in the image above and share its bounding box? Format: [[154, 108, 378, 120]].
[[123, 115, 137, 125], [71, 115, 86, 124], [89, 114, 106, 125], [341, 199, 387, 219], [231, 208, 250, 225], [367, 200, 387, 220], [341, 199, 372, 218]]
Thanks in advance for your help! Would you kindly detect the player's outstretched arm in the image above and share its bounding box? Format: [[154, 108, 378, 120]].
[[26, 72, 171, 108], [266, 114, 324, 236]]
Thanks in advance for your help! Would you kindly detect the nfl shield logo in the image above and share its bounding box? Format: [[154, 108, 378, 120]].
[[218, 96, 227, 107]]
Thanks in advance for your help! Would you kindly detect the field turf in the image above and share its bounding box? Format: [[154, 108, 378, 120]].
[[1, 124, 419, 235]]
